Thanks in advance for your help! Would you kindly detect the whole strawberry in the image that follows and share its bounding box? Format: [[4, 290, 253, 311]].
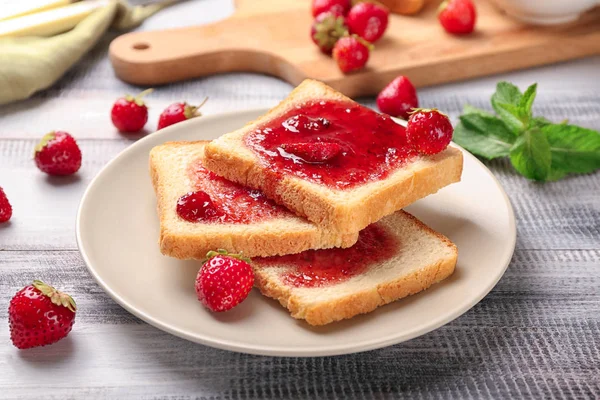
[[312, 0, 351, 17], [157, 98, 207, 130], [311, 11, 348, 54], [195, 251, 254, 312], [34, 131, 82, 176], [376, 75, 419, 120], [9, 280, 76, 349], [438, 0, 476, 35], [110, 88, 153, 133], [332, 35, 372, 74], [0, 187, 12, 223], [282, 142, 342, 163], [406, 109, 453, 155], [346, 2, 389, 43]]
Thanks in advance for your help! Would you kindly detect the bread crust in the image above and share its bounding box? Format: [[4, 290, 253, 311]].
[[253, 211, 458, 326], [150, 141, 358, 259], [204, 79, 464, 233]]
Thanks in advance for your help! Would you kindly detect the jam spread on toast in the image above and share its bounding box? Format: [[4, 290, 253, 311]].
[[245, 100, 418, 190], [258, 223, 399, 288], [182, 159, 286, 223]]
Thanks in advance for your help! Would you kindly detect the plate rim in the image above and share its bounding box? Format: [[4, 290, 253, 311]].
[[76, 108, 517, 357]]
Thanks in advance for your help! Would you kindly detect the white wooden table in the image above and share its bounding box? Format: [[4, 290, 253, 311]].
[[1, 1, 599, 398]]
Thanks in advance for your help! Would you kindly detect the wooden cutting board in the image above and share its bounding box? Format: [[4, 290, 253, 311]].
[[109, 0, 600, 97]]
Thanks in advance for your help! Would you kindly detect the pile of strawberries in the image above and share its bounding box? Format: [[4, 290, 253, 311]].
[[311, 0, 477, 73], [311, 0, 389, 73]]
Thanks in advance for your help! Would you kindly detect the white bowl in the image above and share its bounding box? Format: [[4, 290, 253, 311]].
[[488, 0, 600, 25]]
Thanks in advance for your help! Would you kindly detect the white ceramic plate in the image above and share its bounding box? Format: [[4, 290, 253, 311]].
[[77, 109, 516, 357]]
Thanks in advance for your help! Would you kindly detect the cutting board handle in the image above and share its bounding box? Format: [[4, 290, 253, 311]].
[[109, 17, 305, 86]]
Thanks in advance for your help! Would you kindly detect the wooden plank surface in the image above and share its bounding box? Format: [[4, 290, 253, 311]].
[[0, 0, 599, 398], [108, 0, 600, 96]]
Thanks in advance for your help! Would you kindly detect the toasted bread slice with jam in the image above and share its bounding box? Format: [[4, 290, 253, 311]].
[[149, 141, 358, 259], [204, 79, 463, 234], [253, 211, 457, 326]]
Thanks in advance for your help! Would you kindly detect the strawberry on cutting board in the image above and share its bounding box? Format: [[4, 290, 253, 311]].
[[438, 0, 477, 35], [346, 2, 389, 43], [332, 34, 372, 73], [9, 281, 76, 349], [312, 0, 351, 17]]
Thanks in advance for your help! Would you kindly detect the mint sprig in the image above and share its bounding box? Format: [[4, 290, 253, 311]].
[[453, 81, 600, 182]]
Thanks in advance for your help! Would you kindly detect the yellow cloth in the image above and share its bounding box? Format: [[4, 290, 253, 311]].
[[0, 0, 174, 105]]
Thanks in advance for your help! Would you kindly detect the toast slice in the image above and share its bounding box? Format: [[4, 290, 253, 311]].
[[253, 211, 457, 326], [204, 79, 463, 234], [149, 141, 359, 259]]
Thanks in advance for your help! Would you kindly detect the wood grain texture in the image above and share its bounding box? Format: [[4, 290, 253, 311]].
[[0, 1, 599, 398], [108, 0, 600, 96]]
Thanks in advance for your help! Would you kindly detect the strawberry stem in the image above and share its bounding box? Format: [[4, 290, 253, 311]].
[[131, 88, 154, 106], [205, 249, 251, 264], [32, 280, 77, 312], [184, 97, 209, 119]]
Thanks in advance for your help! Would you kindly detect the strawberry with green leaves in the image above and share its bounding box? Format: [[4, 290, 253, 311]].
[[453, 81, 600, 181], [9, 281, 76, 349], [111, 89, 153, 133], [157, 98, 208, 130], [196, 250, 254, 312]]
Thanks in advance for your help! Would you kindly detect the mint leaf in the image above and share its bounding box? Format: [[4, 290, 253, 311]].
[[492, 82, 522, 109], [453, 114, 515, 159], [518, 83, 537, 119], [463, 104, 494, 117], [542, 124, 600, 177], [509, 128, 551, 181], [491, 82, 525, 134], [531, 116, 552, 128]]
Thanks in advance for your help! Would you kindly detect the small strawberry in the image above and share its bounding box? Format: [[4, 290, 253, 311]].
[[0, 187, 12, 223], [157, 98, 208, 130], [438, 0, 476, 35], [332, 34, 372, 73], [346, 2, 389, 43], [406, 109, 453, 155], [177, 190, 222, 222], [312, 0, 351, 17], [376, 75, 419, 120], [34, 131, 82, 176], [311, 11, 348, 54], [281, 142, 342, 163], [110, 88, 153, 133], [195, 250, 254, 312], [9, 280, 76, 349]]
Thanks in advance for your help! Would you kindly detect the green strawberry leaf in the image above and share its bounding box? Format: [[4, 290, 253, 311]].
[[542, 124, 600, 177], [453, 114, 515, 159], [509, 128, 551, 181]]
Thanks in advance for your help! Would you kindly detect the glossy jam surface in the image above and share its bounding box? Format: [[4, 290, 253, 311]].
[[184, 159, 287, 224], [245, 100, 418, 189], [258, 223, 399, 288]]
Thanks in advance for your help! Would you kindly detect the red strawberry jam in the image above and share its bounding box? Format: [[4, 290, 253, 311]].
[[179, 159, 287, 224], [258, 223, 399, 288], [245, 100, 418, 190]]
